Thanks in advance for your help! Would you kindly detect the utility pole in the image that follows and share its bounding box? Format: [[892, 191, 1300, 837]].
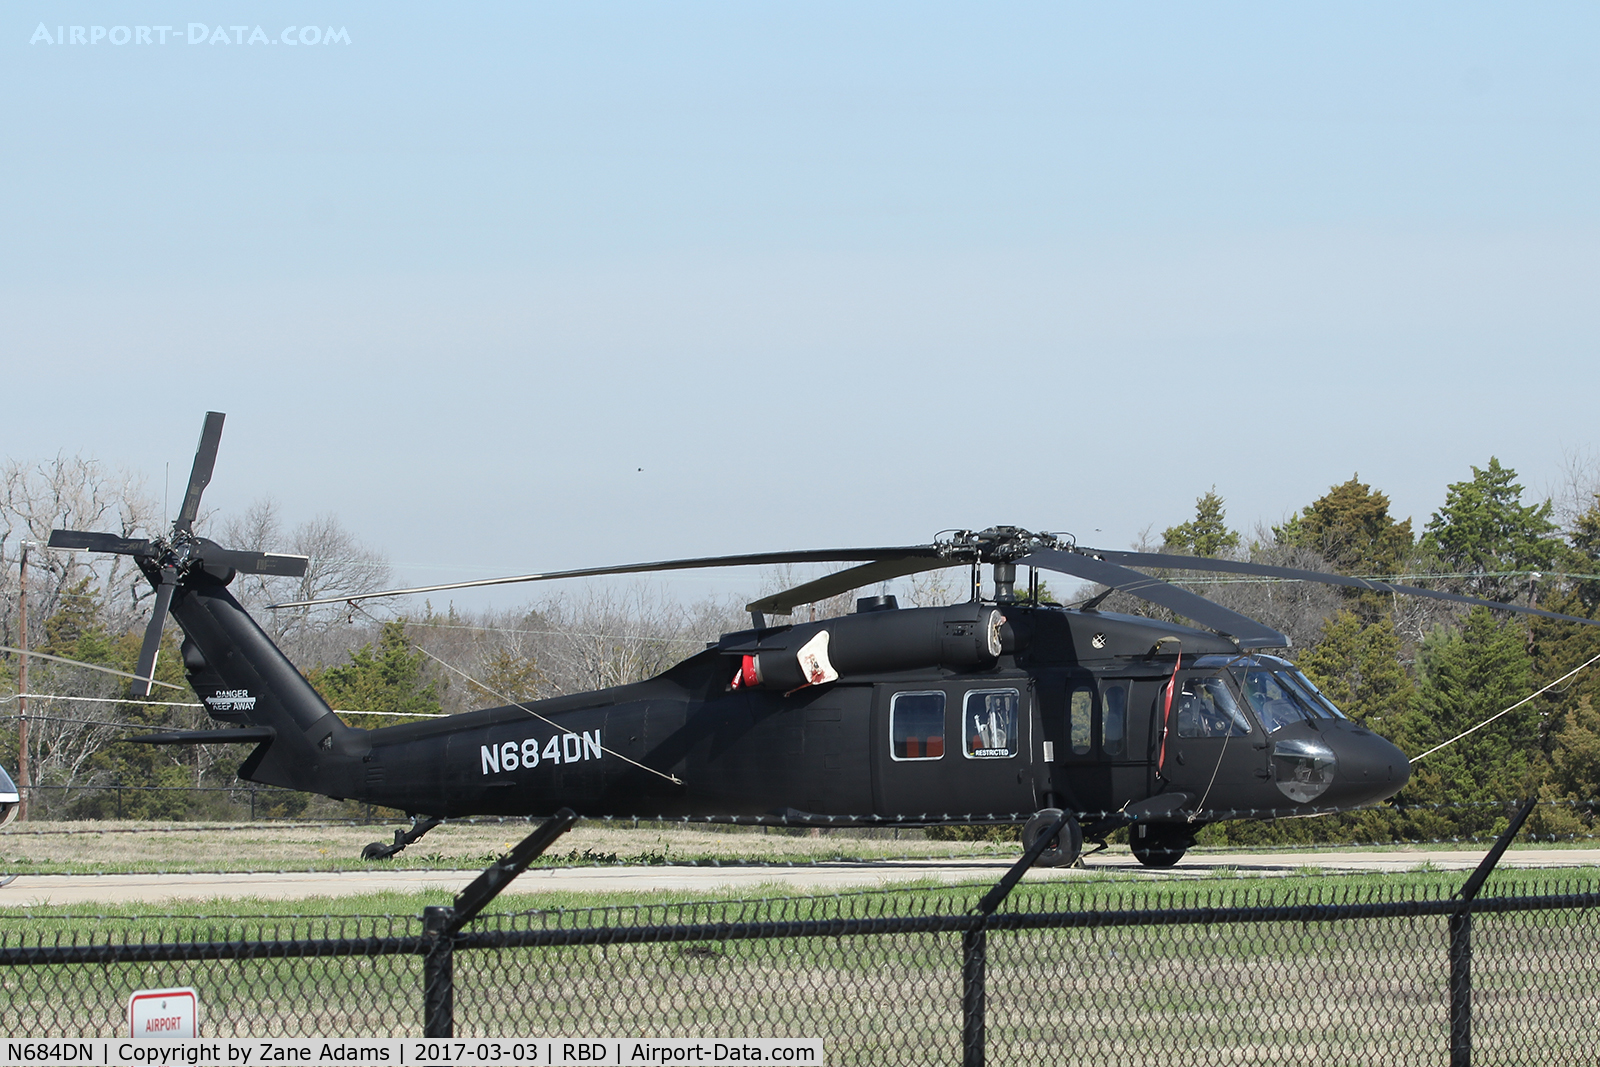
[[17, 541, 33, 821]]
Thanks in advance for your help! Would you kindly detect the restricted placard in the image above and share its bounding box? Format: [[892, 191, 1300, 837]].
[[127, 989, 200, 1039], [0, 1038, 824, 1065]]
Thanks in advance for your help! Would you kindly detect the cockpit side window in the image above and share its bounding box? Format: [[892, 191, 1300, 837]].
[[1174, 676, 1252, 738]]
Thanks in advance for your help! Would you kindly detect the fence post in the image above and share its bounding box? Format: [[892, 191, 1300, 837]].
[[1448, 796, 1538, 1067], [422, 905, 455, 1037], [419, 809, 578, 1037], [959, 809, 1072, 1067], [961, 925, 987, 1067], [1448, 911, 1471, 1067]]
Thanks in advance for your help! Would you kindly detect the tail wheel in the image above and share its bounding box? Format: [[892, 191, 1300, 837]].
[[1131, 823, 1193, 868], [1022, 808, 1083, 868]]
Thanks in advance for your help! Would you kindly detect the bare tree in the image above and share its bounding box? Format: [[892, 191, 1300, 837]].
[[219, 498, 392, 666], [13, 664, 128, 789], [906, 566, 963, 608], [535, 583, 740, 695], [1201, 532, 1345, 652], [0, 454, 161, 642], [1548, 445, 1600, 534], [402, 584, 746, 712]]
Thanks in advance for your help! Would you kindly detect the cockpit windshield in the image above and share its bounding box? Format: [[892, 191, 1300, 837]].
[[1281, 670, 1347, 720], [1235, 667, 1348, 732]]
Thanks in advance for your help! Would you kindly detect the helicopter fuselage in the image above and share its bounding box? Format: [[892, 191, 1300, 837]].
[[172, 571, 1409, 832]]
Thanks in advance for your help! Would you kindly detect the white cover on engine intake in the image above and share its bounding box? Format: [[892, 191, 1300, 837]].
[[795, 630, 839, 687]]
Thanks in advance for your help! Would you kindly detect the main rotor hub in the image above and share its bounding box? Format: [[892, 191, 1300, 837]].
[[936, 526, 1069, 563]]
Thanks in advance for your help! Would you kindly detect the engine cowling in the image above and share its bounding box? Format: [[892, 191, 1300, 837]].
[[731, 603, 1011, 690]]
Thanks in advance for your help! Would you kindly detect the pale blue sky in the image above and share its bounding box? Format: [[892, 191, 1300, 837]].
[[4, 3, 1597, 606]]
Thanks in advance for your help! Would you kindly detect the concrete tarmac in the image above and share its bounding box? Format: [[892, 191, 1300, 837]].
[[3, 848, 1597, 906]]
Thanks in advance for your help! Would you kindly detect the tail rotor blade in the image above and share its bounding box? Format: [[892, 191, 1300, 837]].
[[132, 577, 177, 697], [48, 530, 152, 556], [207, 549, 310, 578], [174, 412, 225, 535]]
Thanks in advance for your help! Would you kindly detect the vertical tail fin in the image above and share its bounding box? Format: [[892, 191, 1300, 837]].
[[173, 571, 364, 797]]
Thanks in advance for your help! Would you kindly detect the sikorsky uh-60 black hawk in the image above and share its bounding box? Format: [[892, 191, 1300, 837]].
[[47, 414, 1600, 867]]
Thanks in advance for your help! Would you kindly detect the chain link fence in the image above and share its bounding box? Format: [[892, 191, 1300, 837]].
[[3, 877, 1598, 1064]]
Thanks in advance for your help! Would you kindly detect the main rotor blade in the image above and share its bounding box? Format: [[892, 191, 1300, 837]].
[[746, 556, 958, 616], [1019, 548, 1290, 649], [47, 530, 153, 556], [206, 549, 311, 578], [1081, 548, 1600, 630], [132, 576, 177, 697], [266, 545, 946, 610], [173, 411, 224, 535]]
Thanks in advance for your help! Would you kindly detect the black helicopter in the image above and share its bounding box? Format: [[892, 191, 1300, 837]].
[[45, 414, 1600, 867]]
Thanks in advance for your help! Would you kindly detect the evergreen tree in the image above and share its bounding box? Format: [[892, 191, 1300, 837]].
[[1392, 609, 1536, 840], [1274, 476, 1413, 576], [1421, 458, 1561, 602], [28, 579, 199, 820], [468, 648, 545, 705], [40, 578, 116, 663], [1533, 695, 1600, 838], [307, 621, 441, 727], [1526, 493, 1600, 836], [1162, 489, 1240, 558], [1297, 609, 1412, 733]]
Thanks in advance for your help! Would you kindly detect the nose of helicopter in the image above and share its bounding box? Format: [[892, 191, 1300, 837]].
[[1269, 719, 1410, 809]]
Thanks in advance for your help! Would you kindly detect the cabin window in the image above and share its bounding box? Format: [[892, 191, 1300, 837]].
[[964, 688, 1020, 759], [890, 691, 946, 761], [1174, 677, 1253, 738], [1102, 684, 1127, 756], [1069, 687, 1093, 755]]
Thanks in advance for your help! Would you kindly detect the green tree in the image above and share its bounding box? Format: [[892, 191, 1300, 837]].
[[1557, 493, 1600, 614], [1524, 493, 1600, 836], [307, 621, 441, 727], [1391, 609, 1536, 840], [40, 578, 117, 663], [1162, 488, 1240, 558], [468, 648, 546, 705], [25, 580, 203, 821], [1531, 695, 1600, 838], [1421, 458, 1561, 602], [1274, 476, 1413, 576], [1297, 610, 1412, 733]]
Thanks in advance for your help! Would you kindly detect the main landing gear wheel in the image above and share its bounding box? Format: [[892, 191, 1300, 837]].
[[1022, 808, 1084, 868], [362, 815, 443, 860], [1130, 823, 1194, 868]]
